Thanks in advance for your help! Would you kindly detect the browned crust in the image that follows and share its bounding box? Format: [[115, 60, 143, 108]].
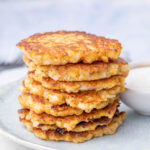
[[19, 112, 126, 143], [18, 100, 119, 131], [20, 76, 122, 112], [18, 93, 83, 116], [17, 31, 122, 65], [19, 111, 113, 132], [28, 71, 125, 93], [24, 56, 129, 81]]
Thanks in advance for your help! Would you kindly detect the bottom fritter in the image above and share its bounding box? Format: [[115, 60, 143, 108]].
[[19, 112, 125, 143]]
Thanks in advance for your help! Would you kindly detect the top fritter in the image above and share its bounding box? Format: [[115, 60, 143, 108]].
[[16, 31, 122, 65]]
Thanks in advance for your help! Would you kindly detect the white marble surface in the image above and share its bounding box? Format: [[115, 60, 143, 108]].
[[0, 0, 150, 149]]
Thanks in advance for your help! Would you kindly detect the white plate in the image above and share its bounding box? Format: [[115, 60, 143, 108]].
[[0, 80, 150, 150]]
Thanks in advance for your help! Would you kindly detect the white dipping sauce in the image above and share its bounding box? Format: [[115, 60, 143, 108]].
[[126, 67, 150, 91]]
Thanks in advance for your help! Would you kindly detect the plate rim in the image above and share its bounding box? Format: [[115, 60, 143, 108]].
[[0, 75, 59, 150], [0, 126, 58, 150]]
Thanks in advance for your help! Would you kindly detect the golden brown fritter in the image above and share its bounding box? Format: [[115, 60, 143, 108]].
[[16, 31, 122, 65], [19, 112, 125, 143], [20, 77, 123, 112], [19, 109, 113, 132], [24, 56, 129, 81], [18, 100, 119, 131], [28, 72, 125, 93], [18, 93, 83, 116]]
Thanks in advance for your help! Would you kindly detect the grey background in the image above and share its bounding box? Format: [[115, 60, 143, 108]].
[[0, 1, 150, 149], [0, 0, 150, 66]]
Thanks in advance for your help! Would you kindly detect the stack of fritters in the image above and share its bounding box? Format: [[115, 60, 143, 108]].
[[17, 31, 129, 143]]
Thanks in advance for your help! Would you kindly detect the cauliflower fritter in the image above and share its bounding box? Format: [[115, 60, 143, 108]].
[[17, 31, 122, 65]]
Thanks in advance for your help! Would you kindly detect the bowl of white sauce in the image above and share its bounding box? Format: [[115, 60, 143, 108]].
[[120, 61, 150, 116]]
